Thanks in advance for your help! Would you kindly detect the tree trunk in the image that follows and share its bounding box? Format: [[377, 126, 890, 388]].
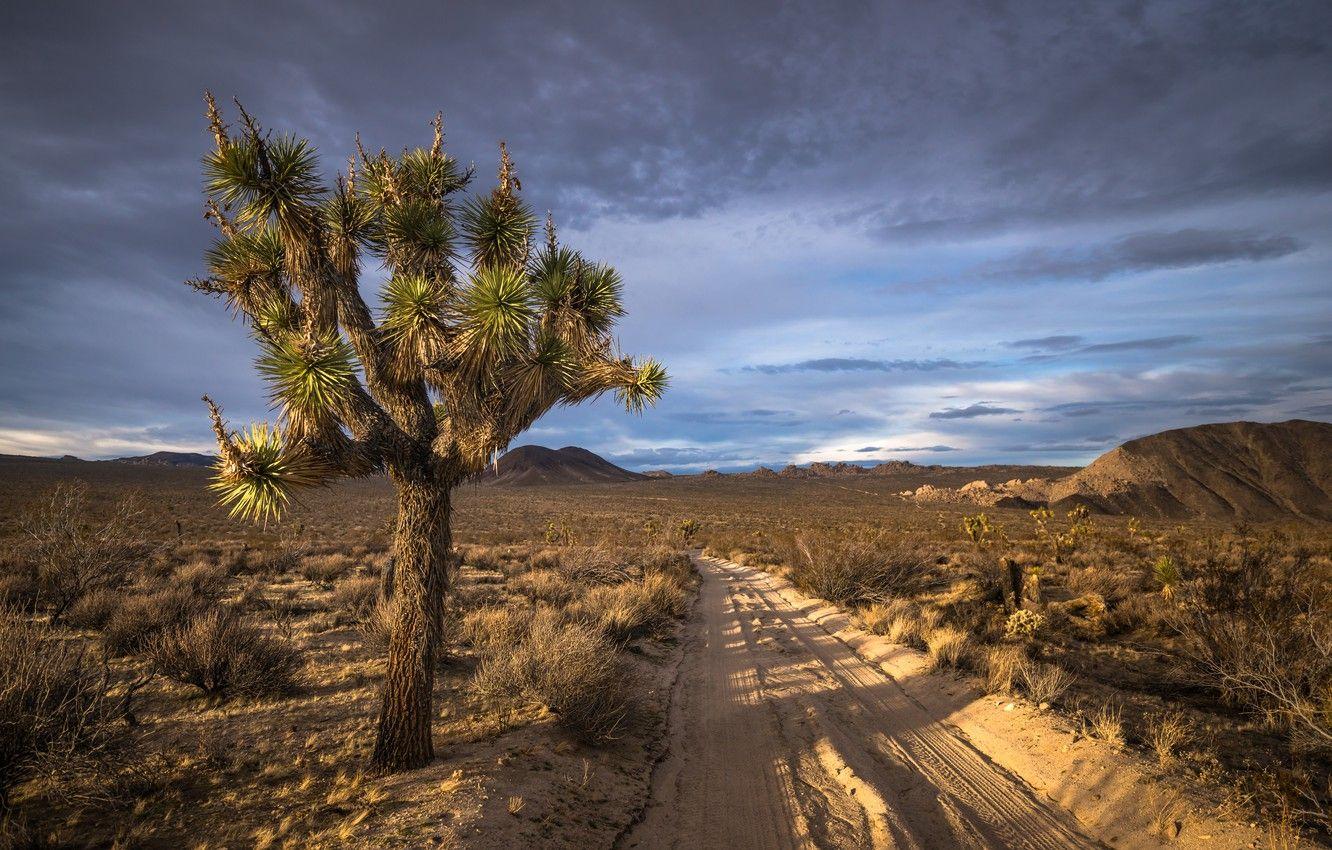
[[371, 470, 451, 772]]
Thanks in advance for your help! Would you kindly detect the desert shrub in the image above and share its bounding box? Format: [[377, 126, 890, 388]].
[[983, 645, 1026, 694], [464, 546, 503, 572], [148, 608, 303, 699], [102, 586, 205, 656], [472, 608, 631, 741], [528, 548, 562, 572], [331, 575, 380, 618], [1019, 662, 1076, 705], [299, 553, 353, 585], [0, 612, 117, 803], [578, 572, 687, 643], [637, 547, 694, 584], [19, 483, 146, 623], [64, 588, 123, 631], [512, 570, 578, 606], [174, 560, 230, 598], [459, 605, 528, 653], [925, 627, 972, 671], [1172, 538, 1331, 751], [242, 544, 303, 576], [559, 547, 630, 585], [358, 596, 399, 651], [790, 535, 927, 606]]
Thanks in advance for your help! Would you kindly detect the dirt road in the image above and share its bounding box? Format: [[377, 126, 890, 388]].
[[620, 555, 1104, 850]]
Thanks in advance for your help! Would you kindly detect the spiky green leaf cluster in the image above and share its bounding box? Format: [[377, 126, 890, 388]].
[[617, 357, 669, 414], [208, 423, 328, 522], [256, 333, 358, 423], [461, 191, 535, 271], [204, 136, 323, 229]]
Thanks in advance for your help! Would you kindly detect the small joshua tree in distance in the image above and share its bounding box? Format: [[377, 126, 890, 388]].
[[188, 94, 666, 771]]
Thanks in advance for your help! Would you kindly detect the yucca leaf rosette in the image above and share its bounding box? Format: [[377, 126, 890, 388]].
[[256, 332, 358, 432], [208, 422, 329, 522], [617, 357, 669, 414]]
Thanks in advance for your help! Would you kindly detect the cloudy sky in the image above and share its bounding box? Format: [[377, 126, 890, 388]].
[[2, 1, 1329, 471]]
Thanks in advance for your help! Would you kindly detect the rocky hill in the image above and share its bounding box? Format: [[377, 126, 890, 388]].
[[1045, 419, 1332, 520], [475, 445, 646, 486]]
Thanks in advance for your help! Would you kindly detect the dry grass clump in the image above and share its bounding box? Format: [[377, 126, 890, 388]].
[[459, 605, 529, 653], [558, 547, 630, 585], [330, 576, 380, 619], [173, 560, 231, 598], [148, 607, 304, 699], [578, 571, 688, 643], [64, 587, 124, 631], [790, 535, 927, 606], [1146, 709, 1192, 765], [1081, 702, 1125, 748], [512, 569, 579, 606], [1019, 662, 1076, 705], [0, 560, 39, 612], [357, 596, 399, 651], [982, 645, 1026, 695], [924, 626, 972, 671], [299, 553, 355, 586], [0, 611, 118, 802], [472, 608, 632, 741], [102, 586, 205, 656]]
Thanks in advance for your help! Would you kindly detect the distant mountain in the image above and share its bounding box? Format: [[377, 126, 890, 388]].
[[476, 445, 646, 486], [110, 451, 216, 467], [1047, 420, 1332, 520]]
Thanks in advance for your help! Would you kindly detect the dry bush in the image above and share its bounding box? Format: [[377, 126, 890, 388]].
[[578, 571, 687, 643], [459, 605, 528, 652], [1146, 709, 1192, 765], [19, 482, 146, 623], [299, 553, 354, 585], [512, 570, 579, 606], [558, 547, 630, 585], [0, 611, 118, 804], [464, 546, 503, 572], [637, 547, 694, 583], [1020, 662, 1076, 705], [357, 596, 399, 651], [983, 645, 1026, 695], [102, 586, 206, 656], [148, 608, 303, 699], [64, 588, 123, 631], [330, 576, 380, 619], [790, 535, 928, 606], [173, 560, 230, 598], [242, 544, 303, 576], [1172, 538, 1331, 751], [528, 548, 562, 572], [472, 608, 632, 741], [924, 627, 972, 671]]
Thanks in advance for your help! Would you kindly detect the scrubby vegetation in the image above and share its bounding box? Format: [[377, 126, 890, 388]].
[[0, 466, 698, 846]]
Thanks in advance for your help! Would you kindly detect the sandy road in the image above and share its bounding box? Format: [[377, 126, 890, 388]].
[[621, 555, 1104, 850]]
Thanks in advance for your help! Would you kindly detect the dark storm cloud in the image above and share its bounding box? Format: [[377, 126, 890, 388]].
[[929, 404, 1021, 420], [1, 0, 1330, 464], [744, 358, 987, 374], [976, 229, 1304, 283], [1079, 335, 1199, 353], [1006, 336, 1085, 351]]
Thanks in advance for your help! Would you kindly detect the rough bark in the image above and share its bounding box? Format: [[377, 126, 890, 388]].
[[370, 470, 452, 772]]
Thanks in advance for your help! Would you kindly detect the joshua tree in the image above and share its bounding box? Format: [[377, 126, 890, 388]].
[[187, 94, 666, 771]]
